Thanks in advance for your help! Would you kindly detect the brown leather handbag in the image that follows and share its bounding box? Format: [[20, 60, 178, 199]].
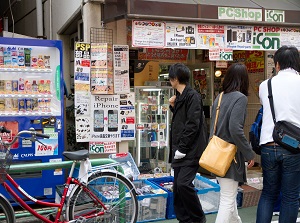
[[199, 92, 237, 177]]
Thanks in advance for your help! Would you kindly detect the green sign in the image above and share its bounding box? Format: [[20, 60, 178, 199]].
[[252, 32, 280, 50], [218, 7, 262, 21], [265, 10, 285, 22]]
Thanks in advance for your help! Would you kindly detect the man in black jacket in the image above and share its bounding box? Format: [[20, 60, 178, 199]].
[[168, 63, 206, 223]]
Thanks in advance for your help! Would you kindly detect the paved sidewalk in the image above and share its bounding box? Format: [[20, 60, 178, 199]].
[[157, 206, 286, 223]]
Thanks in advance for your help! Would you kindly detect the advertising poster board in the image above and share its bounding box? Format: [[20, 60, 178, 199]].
[[113, 45, 130, 94], [91, 94, 121, 142]]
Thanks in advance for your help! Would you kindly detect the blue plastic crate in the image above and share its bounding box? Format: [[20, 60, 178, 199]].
[[194, 175, 220, 214], [149, 175, 221, 218], [148, 176, 175, 219], [133, 180, 168, 222]]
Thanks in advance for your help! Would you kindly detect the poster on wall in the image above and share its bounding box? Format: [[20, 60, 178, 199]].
[[225, 25, 253, 49], [90, 43, 114, 94], [197, 25, 225, 49], [75, 116, 91, 142], [119, 93, 135, 140], [113, 45, 130, 94], [91, 94, 121, 142], [74, 91, 90, 116], [279, 28, 300, 49], [165, 23, 197, 48], [132, 20, 165, 48], [74, 42, 90, 92]]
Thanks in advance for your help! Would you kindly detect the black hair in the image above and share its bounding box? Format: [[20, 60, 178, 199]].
[[273, 45, 300, 72], [222, 63, 249, 96], [168, 63, 190, 85]]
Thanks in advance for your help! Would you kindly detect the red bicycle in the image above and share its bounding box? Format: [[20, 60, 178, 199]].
[[0, 126, 138, 223]]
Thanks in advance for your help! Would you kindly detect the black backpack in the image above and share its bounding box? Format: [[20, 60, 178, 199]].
[[249, 107, 263, 155]]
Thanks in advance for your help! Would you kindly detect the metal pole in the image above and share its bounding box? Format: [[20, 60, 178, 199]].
[[36, 0, 43, 37]]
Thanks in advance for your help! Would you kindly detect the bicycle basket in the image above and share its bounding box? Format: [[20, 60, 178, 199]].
[[0, 147, 13, 183]]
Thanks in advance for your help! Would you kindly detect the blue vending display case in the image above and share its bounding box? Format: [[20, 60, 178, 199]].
[[0, 37, 65, 203]]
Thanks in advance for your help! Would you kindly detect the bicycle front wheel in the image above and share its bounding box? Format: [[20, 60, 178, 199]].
[[67, 170, 138, 223]]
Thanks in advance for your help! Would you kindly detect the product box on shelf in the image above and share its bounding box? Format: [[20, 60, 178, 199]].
[[148, 174, 221, 219], [133, 180, 167, 223]]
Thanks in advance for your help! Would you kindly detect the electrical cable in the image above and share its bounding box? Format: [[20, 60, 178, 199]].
[[8, 0, 15, 37]]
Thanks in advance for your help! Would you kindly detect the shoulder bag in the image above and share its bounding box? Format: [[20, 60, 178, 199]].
[[268, 78, 300, 153], [199, 92, 237, 177]]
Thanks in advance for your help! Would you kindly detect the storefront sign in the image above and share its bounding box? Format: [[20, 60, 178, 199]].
[[218, 7, 262, 21], [265, 10, 285, 23], [209, 48, 233, 61], [131, 20, 300, 51], [132, 20, 165, 48], [165, 23, 197, 48], [252, 26, 280, 50]]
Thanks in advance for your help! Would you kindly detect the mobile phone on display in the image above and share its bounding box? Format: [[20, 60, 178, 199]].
[[94, 110, 104, 132], [108, 110, 118, 132]]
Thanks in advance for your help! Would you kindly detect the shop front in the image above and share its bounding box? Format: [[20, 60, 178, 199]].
[[102, 0, 300, 172]]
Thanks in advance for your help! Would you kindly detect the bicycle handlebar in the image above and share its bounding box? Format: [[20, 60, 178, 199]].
[[0, 126, 50, 146], [35, 133, 50, 139]]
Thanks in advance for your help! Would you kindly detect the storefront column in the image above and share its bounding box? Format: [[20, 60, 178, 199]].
[[83, 2, 102, 42]]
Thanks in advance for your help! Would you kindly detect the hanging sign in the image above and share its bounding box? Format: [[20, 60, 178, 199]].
[[218, 7, 262, 21], [209, 49, 233, 61], [265, 10, 285, 23], [197, 25, 225, 49], [165, 23, 197, 48], [132, 20, 165, 48]]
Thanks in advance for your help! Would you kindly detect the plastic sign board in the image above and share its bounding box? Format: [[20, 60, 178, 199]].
[[265, 10, 285, 22], [209, 49, 233, 61], [218, 7, 262, 21]]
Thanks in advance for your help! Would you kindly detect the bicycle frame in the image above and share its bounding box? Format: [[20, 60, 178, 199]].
[[1, 161, 108, 223]]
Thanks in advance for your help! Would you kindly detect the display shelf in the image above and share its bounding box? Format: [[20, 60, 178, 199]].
[[0, 94, 53, 98], [0, 67, 52, 73], [0, 111, 53, 116], [132, 86, 173, 174]]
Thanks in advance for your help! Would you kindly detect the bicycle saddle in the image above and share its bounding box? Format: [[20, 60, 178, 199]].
[[63, 149, 89, 160]]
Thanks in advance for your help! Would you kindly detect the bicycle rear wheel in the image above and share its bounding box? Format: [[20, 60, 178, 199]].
[[0, 195, 15, 223], [67, 170, 138, 223]]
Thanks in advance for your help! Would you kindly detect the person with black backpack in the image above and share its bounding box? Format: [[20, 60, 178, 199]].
[[256, 46, 300, 223]]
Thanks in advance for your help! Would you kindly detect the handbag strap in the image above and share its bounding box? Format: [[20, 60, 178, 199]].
[[267, 78, 276, 124], [213, 92, 224, 135]]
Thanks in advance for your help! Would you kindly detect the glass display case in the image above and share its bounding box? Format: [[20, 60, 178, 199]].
[[132, 86, 174, 173]]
